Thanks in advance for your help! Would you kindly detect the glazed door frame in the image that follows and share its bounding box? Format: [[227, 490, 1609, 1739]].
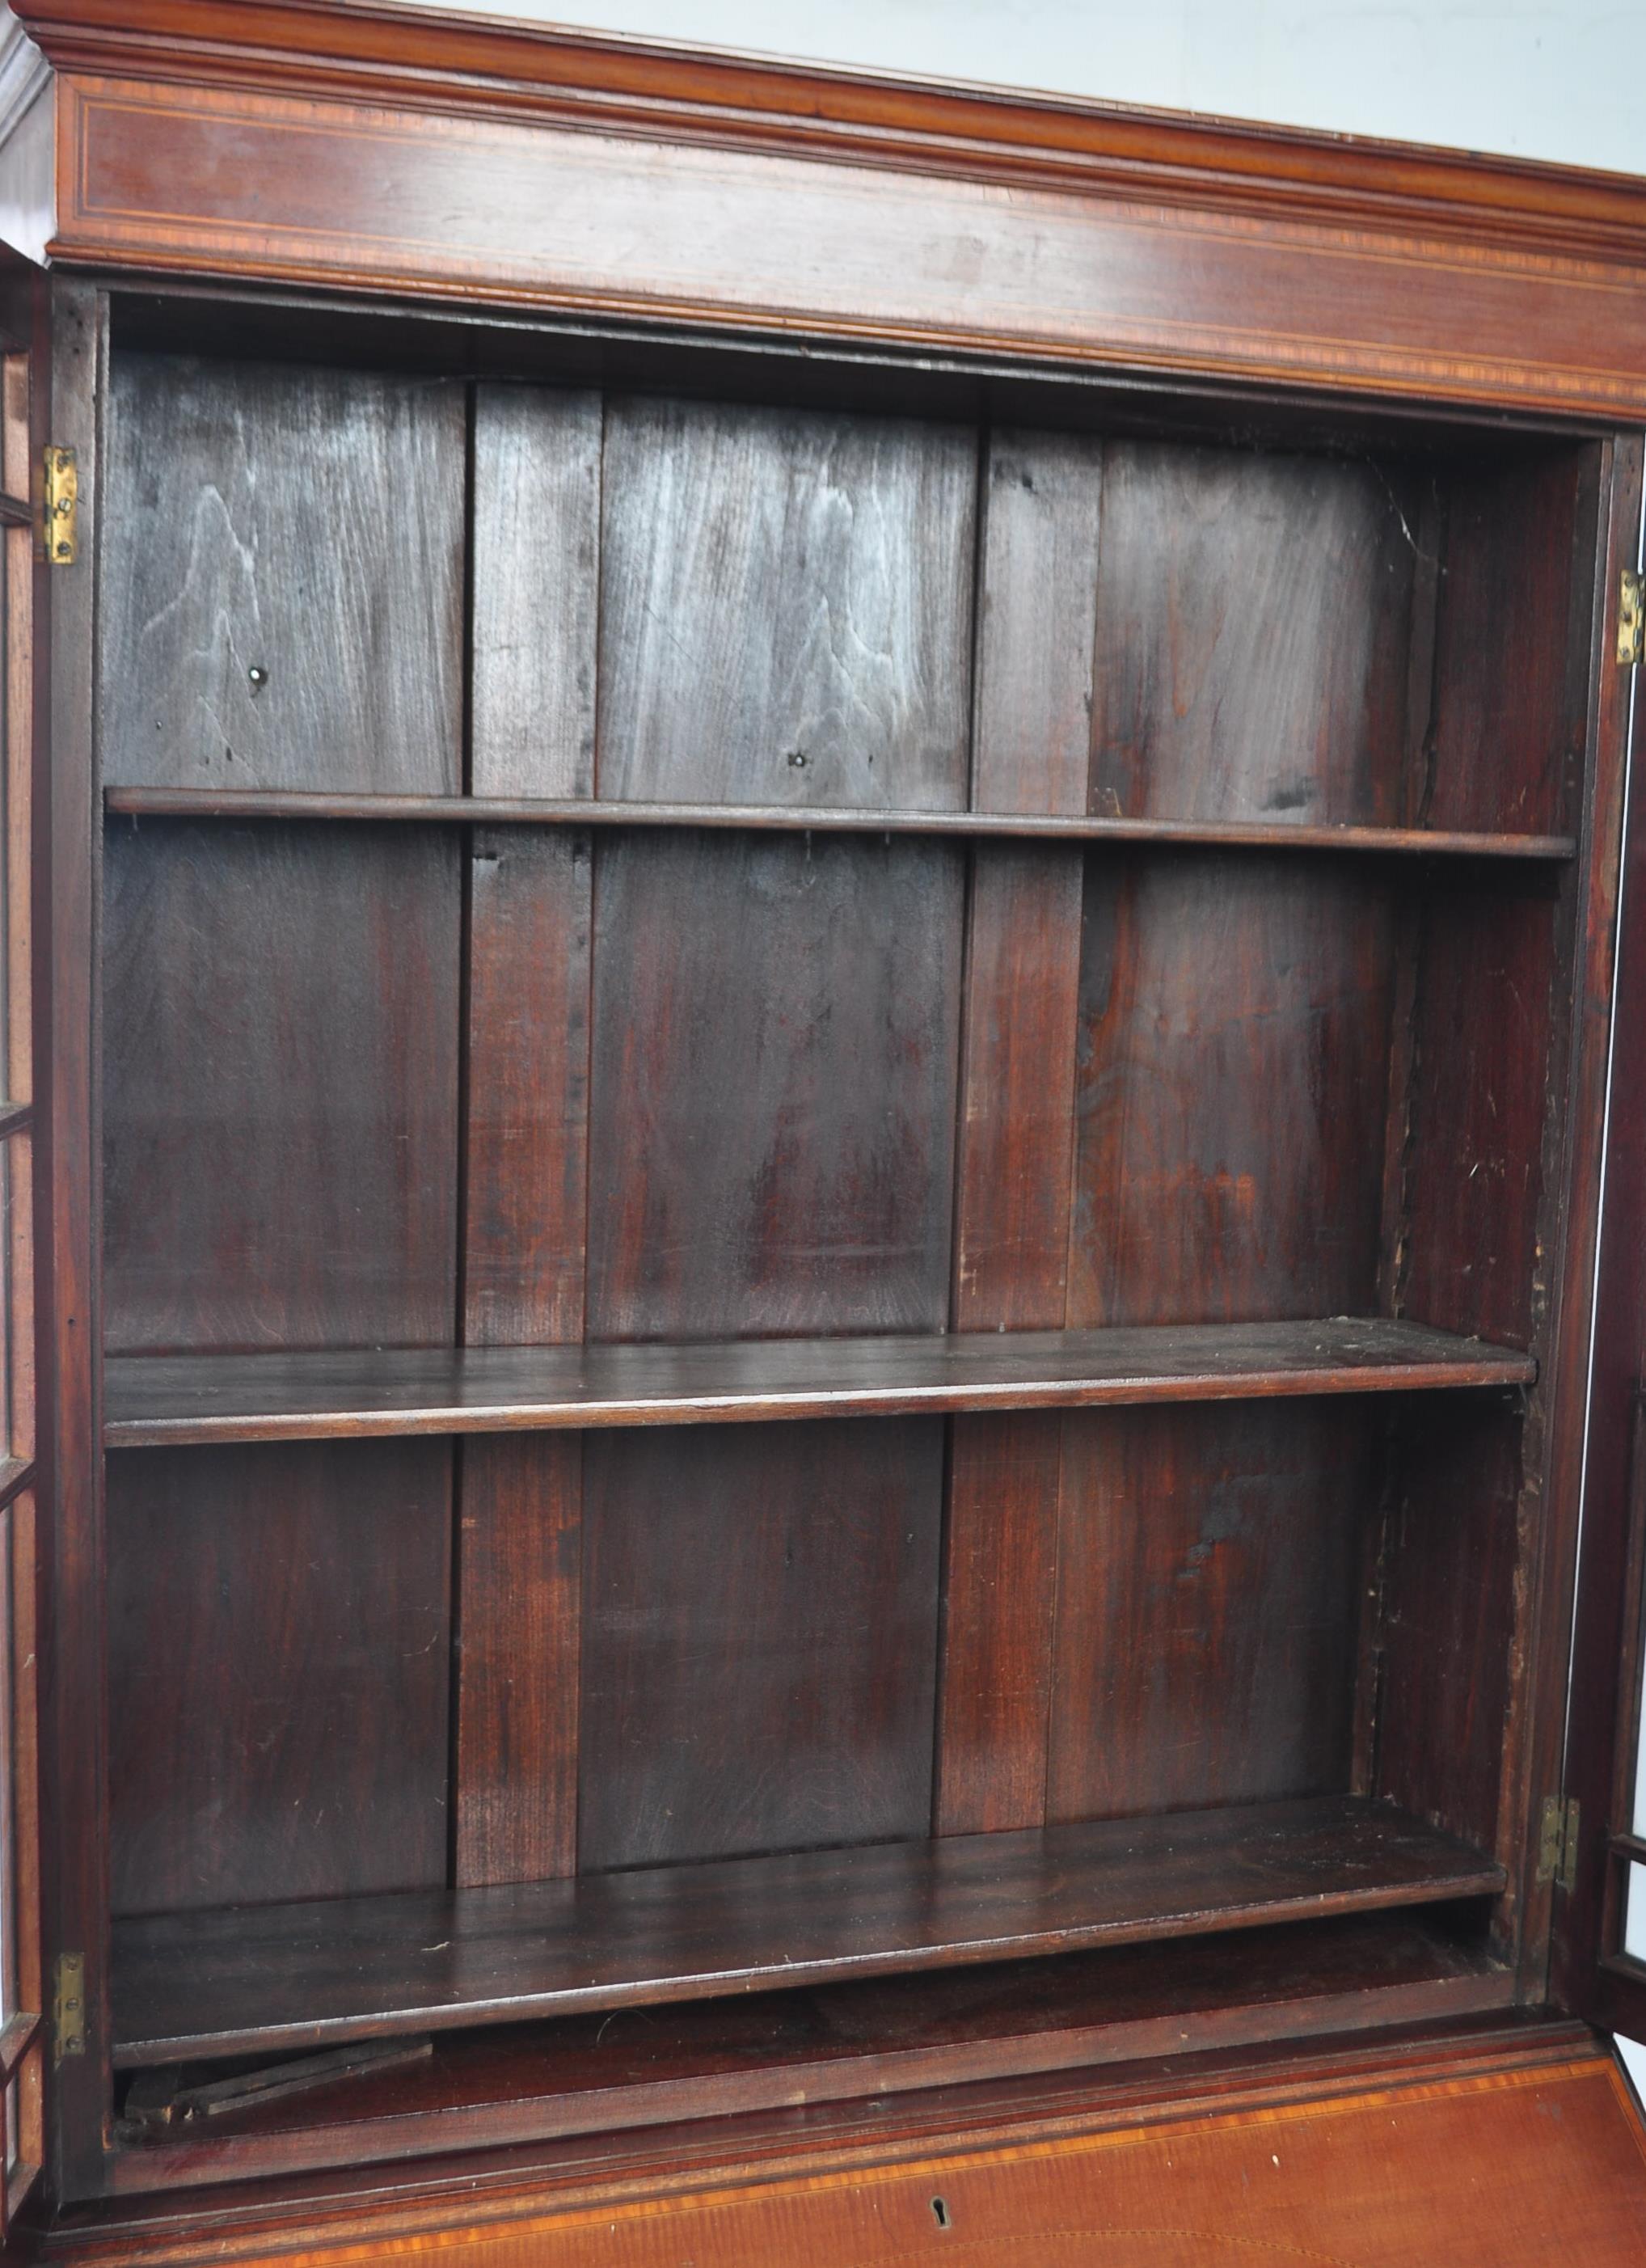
[[1556, 449, 1646, 2042]]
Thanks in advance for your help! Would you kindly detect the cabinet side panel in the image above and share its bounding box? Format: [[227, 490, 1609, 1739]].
[[1046, 1401, 1367, 1820], [597, 399, 974, 810], [102, 820, 461, 1353], [1067, 851, 1393, 1328], [579, 1418, 943, 1869], [100, 356, 464, 795], [1426, 450, 1592, 837], [1399, 875, 1559, 1347], [108, 1440, 452, 1914], [1087, 444, 1414, 827], [1374, 1398, 1521, 1852], [585, 833, 963, 1340]]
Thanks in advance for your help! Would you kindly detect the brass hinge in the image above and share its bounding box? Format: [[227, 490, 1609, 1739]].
[[41, 444, 76, 566], [51, 1951, 84, 2061], [1619, 567, 1644, 665], [1537, 1793, 1581, 1894]]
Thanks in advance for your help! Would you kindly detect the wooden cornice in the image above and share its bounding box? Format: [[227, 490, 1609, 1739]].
[[4, 0, 1646, 418], [14, 0, 1646, 263]]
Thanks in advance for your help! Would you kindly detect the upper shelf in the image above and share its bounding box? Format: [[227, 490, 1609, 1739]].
[[102, 788, 1578, 861], [103, 1317, 1535, 1448]]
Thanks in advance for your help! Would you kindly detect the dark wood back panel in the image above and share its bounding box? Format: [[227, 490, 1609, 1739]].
[[1046, 1401, 1370, 1821], [1087, 443, 1417, 827], [579, 1417, 943, 1870], [93, 353, 1588, 1936], [103, 819, 462, 1354], [585, 831, 964, 1340], [108, 1440, 452, 1915], [597, 399, 976, 809], [100, 357, 464, 795], [471, 386, 600, 800], [1067, 851, 1395, 1328]]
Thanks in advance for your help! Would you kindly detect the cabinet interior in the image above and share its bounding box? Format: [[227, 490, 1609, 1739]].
[[94, 301, 1604, 2181]]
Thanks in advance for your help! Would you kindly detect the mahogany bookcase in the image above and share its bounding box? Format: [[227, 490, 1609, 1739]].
[[0, 3, 1644, 2261]]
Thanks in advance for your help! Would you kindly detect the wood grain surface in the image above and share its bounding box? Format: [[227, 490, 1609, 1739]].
[[597, 399, 974, 809], [100, 1318, 1535, 1445], [107, 1440, 451, 1917], [100, 357, 463, 794], [584, 831, 964, 1339], [109, 1793, 1503, 2064], [103, 819, 461, 1354], [578, 1418, 943, 1869]]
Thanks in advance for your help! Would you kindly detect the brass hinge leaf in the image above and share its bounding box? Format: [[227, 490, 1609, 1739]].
[[51, 1951, 84, 2061], [41, 445, 76, 567], [1536, 1793, 1581, 1893], [1619, 567, 1644, 665]]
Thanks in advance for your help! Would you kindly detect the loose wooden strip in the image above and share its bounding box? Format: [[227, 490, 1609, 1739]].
[[110, 1795, 1505, 2065], [100, 788, 1580, 859], [102, 1317, 1537, 1447], [454, 1438, 581, 1888]]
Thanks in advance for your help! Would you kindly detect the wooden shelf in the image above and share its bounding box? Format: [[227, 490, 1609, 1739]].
[[108, 1913, 1513, 2179], [110, 1796, 1505, 2067], [103, 1318, 1534, 1448], [103, 787, 1577, 861]]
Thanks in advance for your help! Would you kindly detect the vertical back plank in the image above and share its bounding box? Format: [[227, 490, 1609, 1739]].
[[597, 399, 974, 809], [953, 846, 1083, 1332], [1047, 1403, 1366, 1821], [103, 820, 461, 1354], [939, 431, 1098, 1836], [972, 429, 1104, 817], [458, 384, 601, 1884], [935, 1412, 1061, 1835], [580, 1418, 943, 1870], [1087, 443, 1414, 826], [586, 832, 964, 1340], [455, 1437, 581, 1887], [471, 386, 601, 798], [101, 357, 464, 794], [108, 1441, 452, 1914], [1067, 851, 1393, 1328], [463, 829, 592, 1349]]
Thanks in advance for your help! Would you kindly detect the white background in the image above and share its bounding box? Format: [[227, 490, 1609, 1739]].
[[402, 1, 1646, 177], [412, 0, 1646, 2088]]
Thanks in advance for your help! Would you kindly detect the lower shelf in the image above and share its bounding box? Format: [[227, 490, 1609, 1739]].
[[108, 1911, 1513, 2190], [112, 1796, 1505, 2067]]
